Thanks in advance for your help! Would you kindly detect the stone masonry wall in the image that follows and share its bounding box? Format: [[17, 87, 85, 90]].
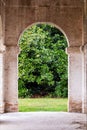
[[0, 0, 85, 113]]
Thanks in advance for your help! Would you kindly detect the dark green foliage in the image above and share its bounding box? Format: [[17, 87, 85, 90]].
[[18, 24, 68, 98]]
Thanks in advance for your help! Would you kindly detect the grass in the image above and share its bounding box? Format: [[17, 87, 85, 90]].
[[19, 98, 68, 112]]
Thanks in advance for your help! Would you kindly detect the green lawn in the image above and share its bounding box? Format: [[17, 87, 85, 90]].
[[19, 98, 68, 112]]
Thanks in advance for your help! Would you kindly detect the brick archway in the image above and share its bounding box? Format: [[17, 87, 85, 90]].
[[0, 0, 87, 113]]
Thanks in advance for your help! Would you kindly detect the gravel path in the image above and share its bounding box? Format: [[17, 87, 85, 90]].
[[0, 112, 87, 130]]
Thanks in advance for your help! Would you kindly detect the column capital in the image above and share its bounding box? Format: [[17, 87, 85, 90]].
[[66, 46, 82, 54], [6, 45, 20, 54]]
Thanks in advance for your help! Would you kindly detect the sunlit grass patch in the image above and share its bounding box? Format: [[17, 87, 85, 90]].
[[19, 98, 68, 112]]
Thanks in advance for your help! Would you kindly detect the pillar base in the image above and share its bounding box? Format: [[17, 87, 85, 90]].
[[0, 102, 5, 113], [68, 100, 82, 113], [82, 102, 87, 114], [82, 108, 87, 114], [5, 102, 18, 113]]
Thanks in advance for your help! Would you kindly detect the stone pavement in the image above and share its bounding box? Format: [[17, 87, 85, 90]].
[[0, 112, 87, 130]]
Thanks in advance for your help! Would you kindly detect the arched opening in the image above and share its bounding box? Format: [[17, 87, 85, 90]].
[[18, 23, 68, 112]]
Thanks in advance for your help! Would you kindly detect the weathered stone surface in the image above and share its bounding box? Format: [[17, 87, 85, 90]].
[[69, 98, 82, 113], [5, 103, 18, 112], [4, 0, 83, 7], [4, 1, 83, 46]]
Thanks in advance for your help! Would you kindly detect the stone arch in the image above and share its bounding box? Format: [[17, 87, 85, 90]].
[[4, 22, 83, 113], [0, 0, 84, 113], [18, 22, 69, 46]]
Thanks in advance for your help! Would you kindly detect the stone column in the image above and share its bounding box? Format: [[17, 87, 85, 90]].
[[66, 46, 82, 113], [82, 44, 87, 113], [4, 45, 19, 112], [0, 45, 5, 113], [82, 0, 87, 114]]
